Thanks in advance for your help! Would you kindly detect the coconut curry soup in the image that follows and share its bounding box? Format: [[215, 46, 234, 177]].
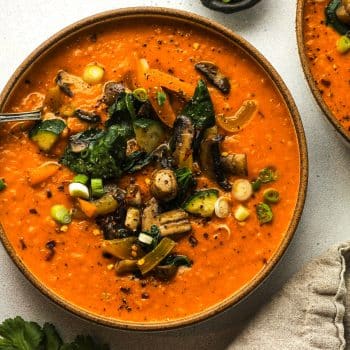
[[0, 18, 300, 324], [303, 0, 350, 136]]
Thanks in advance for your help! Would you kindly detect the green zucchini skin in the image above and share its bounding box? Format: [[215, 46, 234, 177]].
[[133, 118, 165, 153], [29, 119, 66, 151], [183, 189, 219, 217]]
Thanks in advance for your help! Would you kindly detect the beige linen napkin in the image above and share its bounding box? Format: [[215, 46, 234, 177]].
[[229, 241, 350, 350]]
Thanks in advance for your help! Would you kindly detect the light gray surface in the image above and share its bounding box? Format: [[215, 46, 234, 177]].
[[0, 0, 349, 349]]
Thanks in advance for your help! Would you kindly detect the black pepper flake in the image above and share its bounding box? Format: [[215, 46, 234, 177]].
[[57, 185, 64, 192], [19, 238, 27, 250], [120, 287, 131, 295], [24, 79, 31, 85], [46, 189, 52, 198], [320, 79, 331, 87], [45, 240, 56, 261], [203, 233, 209, 240], [141, 292, 149, 299], [29, 208, 38, 215], [140, 280, 147, 288], [188, 235, 198, 247]]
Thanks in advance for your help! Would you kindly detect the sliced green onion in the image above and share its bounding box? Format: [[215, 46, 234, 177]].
[[91, 178, 104, 198], [337, 35, 350, 54], [138, 233, 154, 245], [156, 91, 166, 107], [0, 179, 7, 191], [256, 202, 273, 224], [251, 179, 261, 192], [263, 188, 280, 204], [68, 183, 90, 199], [232, 179, 253, 202], [51, 204, 72, 224], [258, 167, 277, 184], [133, 87, 148, 102], [73, 174, 89, 185], [234, 204, 250, 222], [137, 237, 176, 275]]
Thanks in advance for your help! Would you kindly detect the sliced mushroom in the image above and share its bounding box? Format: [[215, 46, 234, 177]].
[[151, 143, 174, 169], [195, 61, 230, 94], [150, 169, 178, 202], [102, 81, 125, 106], [95, 187, 127, 240], [160, 220, 192, 237], [200, 126, 232, 192], [221, 153, 248, 177], [55, 70, 90, 97], [124, 207, 141, 232], [141, 197, 160, 232], [125, 184, 142, 207], [171, 115, 194, 169], [337, 0, 350, 24], [158, 209, 189, 225], [158, 209, 192, 237], [74, 109, 101, 123], [154, 265, 178, 280]]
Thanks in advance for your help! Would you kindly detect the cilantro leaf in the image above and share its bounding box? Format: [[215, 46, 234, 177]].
[[0, 316, 42, 350], [61, 336, 108, 350], [42, 323, 62, 350], [0, 318, 109, 350]]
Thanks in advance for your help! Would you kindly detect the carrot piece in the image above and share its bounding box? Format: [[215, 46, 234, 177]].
[[66, 117, 88, 134], [147, 69, 194, 98], [132, 59, 193, 127], [28, 162, 60, 186], [77, 198, 97, 218], [148, 87, 177, 127]]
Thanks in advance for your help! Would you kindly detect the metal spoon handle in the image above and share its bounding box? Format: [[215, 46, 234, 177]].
[[0, 110, 41, 123]]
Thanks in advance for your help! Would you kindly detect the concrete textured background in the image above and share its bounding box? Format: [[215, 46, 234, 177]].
[[0, 0, 349, 349]]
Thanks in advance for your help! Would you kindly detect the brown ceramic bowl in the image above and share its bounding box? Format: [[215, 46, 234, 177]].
[[296, 0, 350, 144], [0, 7, 308, 330]]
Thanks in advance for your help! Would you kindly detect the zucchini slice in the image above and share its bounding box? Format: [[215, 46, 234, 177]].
[[183, 189, 219, 217], [133, 118, 165, 153], [29, 119, 66, 151]]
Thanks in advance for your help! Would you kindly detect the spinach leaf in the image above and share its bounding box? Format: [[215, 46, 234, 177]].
[[61, 125, 128, 179], [106, 92, 139, 133], [325, 0, 350, 35], [182, 79, 215, 130], [174, 167, 196, 205], [122, 151, 152, 174]]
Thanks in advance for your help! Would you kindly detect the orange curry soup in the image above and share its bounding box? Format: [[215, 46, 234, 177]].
[[0, 19, 300, 323], [303, 0, 350, 135]]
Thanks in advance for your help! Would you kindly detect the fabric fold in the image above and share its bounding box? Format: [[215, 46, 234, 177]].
[[228, 241, 350, 350]]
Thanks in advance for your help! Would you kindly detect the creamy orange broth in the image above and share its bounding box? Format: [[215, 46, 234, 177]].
[[303, 0, 350, 134], [0, 20, 300, 322]]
